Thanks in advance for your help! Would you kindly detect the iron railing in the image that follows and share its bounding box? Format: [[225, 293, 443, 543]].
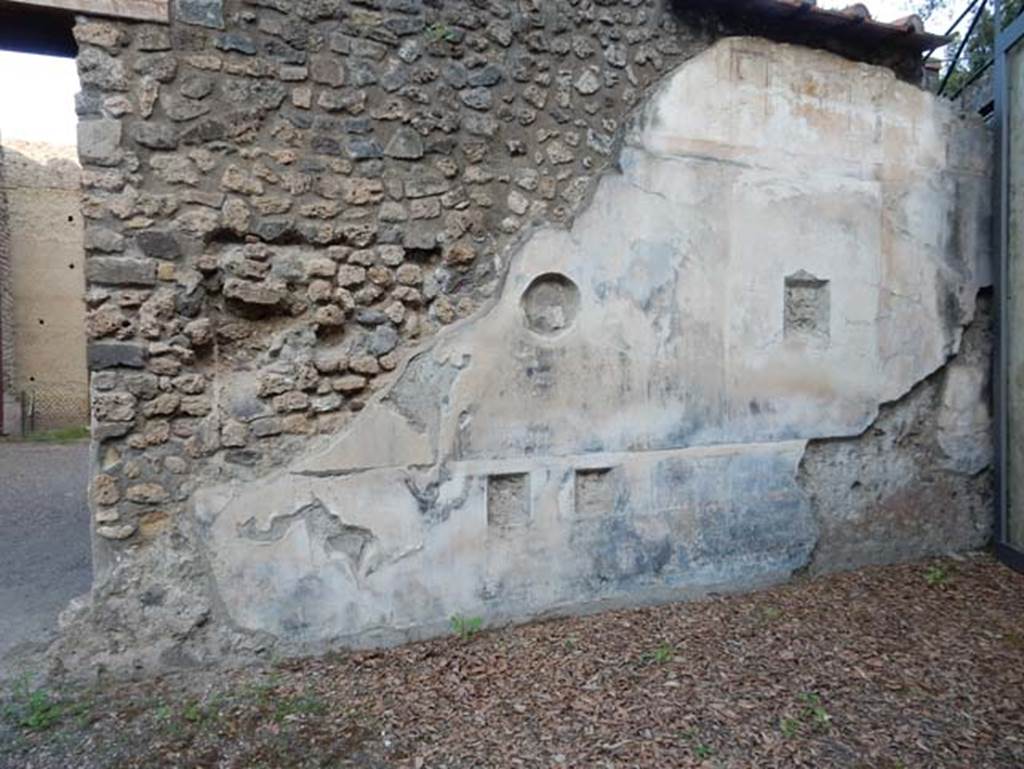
[[937, 0, 1024, 100]]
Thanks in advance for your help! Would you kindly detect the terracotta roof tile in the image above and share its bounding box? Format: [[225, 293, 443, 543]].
[[719, 0, 950, 52]]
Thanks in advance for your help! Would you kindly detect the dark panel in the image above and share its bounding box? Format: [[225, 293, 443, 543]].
[[0, 2, 76, 58]]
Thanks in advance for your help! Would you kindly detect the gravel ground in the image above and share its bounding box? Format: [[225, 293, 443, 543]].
[[1, 552, 1022, 769], [0, 441, 92, 676]]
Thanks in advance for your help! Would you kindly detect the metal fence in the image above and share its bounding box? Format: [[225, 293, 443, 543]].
[[19, 381, 89, 434]]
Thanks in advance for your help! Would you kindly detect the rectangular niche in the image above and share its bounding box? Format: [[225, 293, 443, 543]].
[[487, 473, 530, 529], [784, 270, 830, 348], [574, 468, 615, 517]]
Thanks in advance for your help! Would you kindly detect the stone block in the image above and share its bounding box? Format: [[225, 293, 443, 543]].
[[310, 56, 345, 87], [85, 227, 125, 254], [251, 417, 283, 438], [385, 127, 424, 159], [97, 524, 137, 541], [223, 278, 286, 306], [73, 22, 125, 50], [93, 422, 133, 441], [77, 119, 122, 166], [87, 257, 157, 286], [215, 34, 256, 55], [88, 342, 146, 370], [131, 123, 178, 150], [175, 0, 224, 29], [92, 392, 137, 421]]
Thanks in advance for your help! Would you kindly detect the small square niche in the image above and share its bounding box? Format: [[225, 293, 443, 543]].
[[487, 473, 530, 528], [784, 270, 830, 348], [574, 468, 615, 517]]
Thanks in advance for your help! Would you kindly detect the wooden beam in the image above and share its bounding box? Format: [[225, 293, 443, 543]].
[[2, 0, 168, 22]]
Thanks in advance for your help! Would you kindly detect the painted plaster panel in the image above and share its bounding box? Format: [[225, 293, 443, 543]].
[[195, 39, 992, 645]]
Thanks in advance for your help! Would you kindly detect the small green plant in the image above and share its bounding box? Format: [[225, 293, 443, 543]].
[[35, 425, 90, 442], [179, 693, 228, 727], [799, 692, 831, 730], [678, 729, 712, 758], [240, 672, 281, 697], [654, 645, 673, 663], [273, 694, 327, 723], [182, 701, 204, 723], [780, 717, 800, 738], [644, 643, 675, 664], [760, 606, 783, 621], [450, 614, 483, 640], [425, 22, 459, 42], [2, 677, 65, 732], [925, 564, 951, 587]]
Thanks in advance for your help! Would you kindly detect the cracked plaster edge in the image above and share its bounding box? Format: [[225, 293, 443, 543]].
[[790, 285, 995, 579], [187, 42, 720, 508], [194, 32, 992, 546], [197, 35, 988, 504]]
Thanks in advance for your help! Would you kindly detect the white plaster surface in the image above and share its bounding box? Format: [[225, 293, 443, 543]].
[[196, 39, 992, 645]]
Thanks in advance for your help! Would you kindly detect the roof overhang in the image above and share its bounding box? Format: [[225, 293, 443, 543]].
[[703, 0, 950, 52], [0, 0, 167, 23]]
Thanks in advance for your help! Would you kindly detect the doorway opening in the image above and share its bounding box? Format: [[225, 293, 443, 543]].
[[0, 19, 86, 437], [0, 8, 92, 673]]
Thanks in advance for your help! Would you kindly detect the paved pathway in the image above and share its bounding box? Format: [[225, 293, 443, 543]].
[[0, 441, 91, 677]]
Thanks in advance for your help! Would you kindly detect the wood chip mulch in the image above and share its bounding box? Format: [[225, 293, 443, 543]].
[[3, 552, 1023, 769]]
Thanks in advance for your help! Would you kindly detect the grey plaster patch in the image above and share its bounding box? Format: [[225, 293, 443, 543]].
[[384, 354, 464, 436], [799, 293, 994, 574], [239, 497, 378, 578]]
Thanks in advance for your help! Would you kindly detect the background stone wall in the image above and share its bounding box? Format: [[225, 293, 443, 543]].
[[0, 136, 13, 434], [1, 140, 88, 433]]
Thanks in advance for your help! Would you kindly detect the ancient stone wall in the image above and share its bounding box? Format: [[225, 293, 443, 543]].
[[57, 0, 994, 675]]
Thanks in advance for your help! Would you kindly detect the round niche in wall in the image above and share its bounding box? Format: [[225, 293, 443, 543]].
[[521, 272, 580, 337]]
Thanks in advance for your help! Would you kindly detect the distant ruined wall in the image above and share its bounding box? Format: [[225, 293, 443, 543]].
[[1, 141, 88, 431], [56, 0, 993, 676], [0, 137, 13, 434]]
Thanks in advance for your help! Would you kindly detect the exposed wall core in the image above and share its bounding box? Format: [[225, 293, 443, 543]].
[[48, 1, 994, 676]]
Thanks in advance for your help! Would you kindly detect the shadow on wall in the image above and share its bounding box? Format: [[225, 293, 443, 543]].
[[0, 140, 88, 435]]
